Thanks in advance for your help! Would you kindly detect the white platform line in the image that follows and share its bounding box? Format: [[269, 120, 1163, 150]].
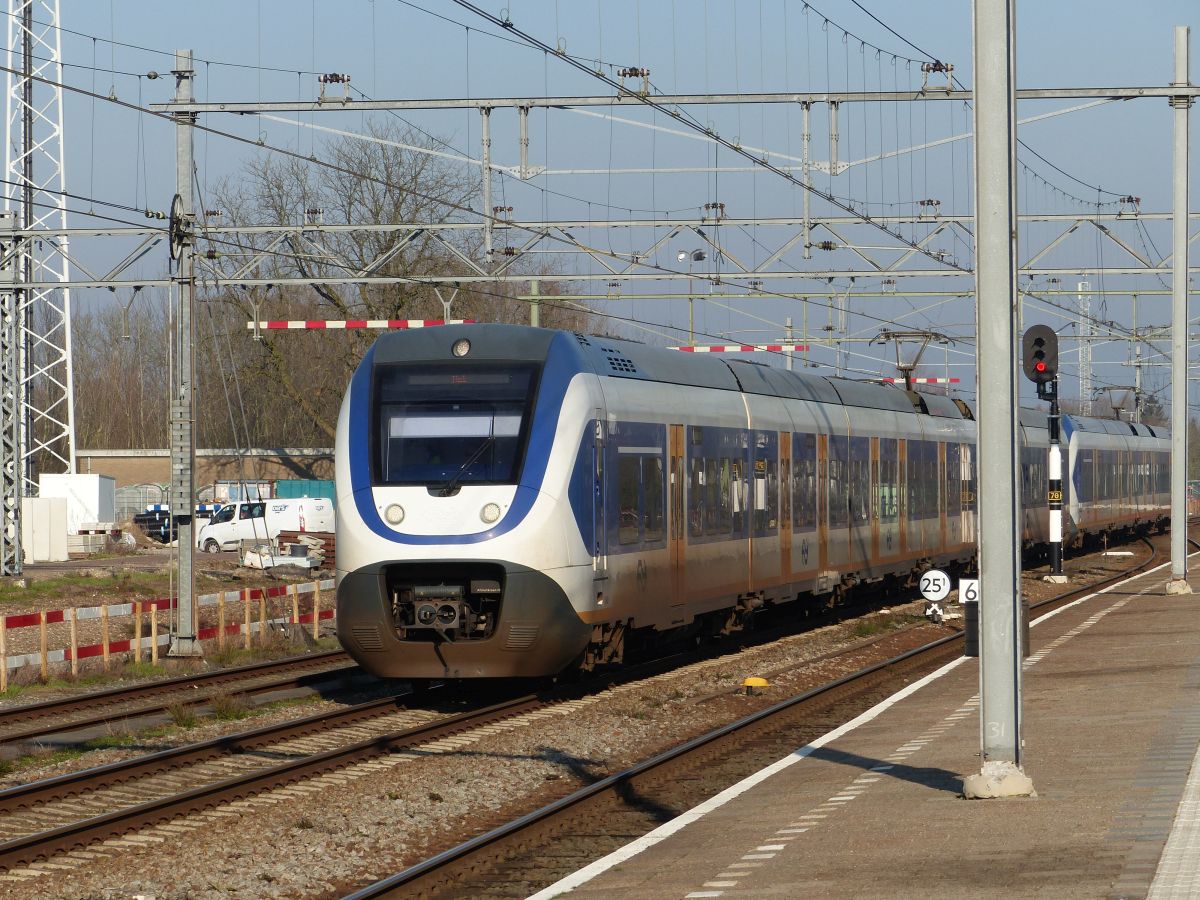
[[1147, 726, 1200, 898]]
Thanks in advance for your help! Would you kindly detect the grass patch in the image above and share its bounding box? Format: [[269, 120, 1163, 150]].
[[0, 571, 169, 606], [122, 661, 165, 679], [80, 734, 138, 751], [852, 620, 882, 638], [210, 693, 251, 721], [166, 702, 198, 728]]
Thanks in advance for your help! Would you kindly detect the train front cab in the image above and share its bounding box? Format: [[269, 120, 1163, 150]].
[[336, 326, 597, 679]]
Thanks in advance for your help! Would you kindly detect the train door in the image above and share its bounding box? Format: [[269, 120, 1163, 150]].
[[827, 433, 852, 572], [818, 433, 831, 572], [592, 416, 608, 600], [897, 439, 908, 556], [877, 437, 900, 562], [905, 440, 926, 557], [848, 435, 871, 573], [780, 432, 792, 580], [961, 443, 976, 545], [943, 442, 959, 552], [869, 437, 881, 564], [669, 424, 686, 604]]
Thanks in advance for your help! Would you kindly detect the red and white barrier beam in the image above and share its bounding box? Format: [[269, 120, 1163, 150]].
[[881, 377, 960, 384], [246, 318, 473, 331], [670, 344, 810, 353]]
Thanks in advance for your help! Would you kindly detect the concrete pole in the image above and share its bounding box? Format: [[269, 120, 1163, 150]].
[[168, 50, 202, 657], [801, 102, 812, 260], [786, 316, 794, 371], [530, 278, 540, 327], [480, 107, 493, 265], [962, 0, 1034, 799], [518, 106, 530, 179], [1167, 25, 1193, 595]]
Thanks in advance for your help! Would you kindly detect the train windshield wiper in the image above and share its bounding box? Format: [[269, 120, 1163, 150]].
[[439, 435, 496, 496]]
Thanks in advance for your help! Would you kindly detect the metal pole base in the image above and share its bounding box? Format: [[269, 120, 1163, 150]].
[[1043, 574, 1070, 584], [962, 760, 1037, 799], [167, 637, 205, 658], [1165, 578, 1194, 595]]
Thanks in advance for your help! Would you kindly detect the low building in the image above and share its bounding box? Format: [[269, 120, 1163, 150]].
[[77, 448, 334, 489]]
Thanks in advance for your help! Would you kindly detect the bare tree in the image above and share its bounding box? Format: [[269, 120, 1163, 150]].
[[74, 122, 593, 451], [199, 121, 588, 443]]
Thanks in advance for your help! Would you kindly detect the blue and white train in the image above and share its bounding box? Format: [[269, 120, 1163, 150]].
[[335, 324, 1170, 680]]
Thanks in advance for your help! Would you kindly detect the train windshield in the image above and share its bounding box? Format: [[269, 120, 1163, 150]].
[[374, 363, 540, 487]]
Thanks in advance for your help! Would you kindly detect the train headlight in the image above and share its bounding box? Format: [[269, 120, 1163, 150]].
[[415, 604, 437, 625], [383, 503, 405, 525], [451, 338, 471, 358], [480, 502, 502, 524], [437, 604, 458, 624]]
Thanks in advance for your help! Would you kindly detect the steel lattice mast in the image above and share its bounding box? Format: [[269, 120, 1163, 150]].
[[4, 0, 77, 497]]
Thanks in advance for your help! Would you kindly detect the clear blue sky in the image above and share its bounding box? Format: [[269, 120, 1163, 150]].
[[30, 1, 1200, 404]]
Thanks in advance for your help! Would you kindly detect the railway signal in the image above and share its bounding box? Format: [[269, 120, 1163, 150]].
[[1021, 324, 1058, 386], [1022, 326, 1067, 583]]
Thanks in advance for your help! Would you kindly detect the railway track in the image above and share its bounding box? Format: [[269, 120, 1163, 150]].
[[344, 537, 1161, 899], [0, 533, 1167, 880], [0, 650, 360, 751]]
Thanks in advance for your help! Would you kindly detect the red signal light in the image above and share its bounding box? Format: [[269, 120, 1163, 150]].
[[1035, 361, 1046, 372]]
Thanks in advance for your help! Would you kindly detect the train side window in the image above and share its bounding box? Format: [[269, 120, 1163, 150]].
[[849, 436, 870, 525], [780, 456, 791, 528], [879, 438, 898, 523], [909, 441, 930, 519], [945, 443, 960, 517], [688, 456, 704, 537], [715, 457, 730, 532], [828, 435, 849, 528], [618, 455, 641, 545], [644, 456, 665, 543], [731, 459, 746, 533], [928, 442, 940, 517], [926, 442, 939, 518], [965, 444, 977, 511], [753, 456, 777, 533], [793, 433, 817, 530], [907, 442, 921, 521], [705, 458, 719, 535]]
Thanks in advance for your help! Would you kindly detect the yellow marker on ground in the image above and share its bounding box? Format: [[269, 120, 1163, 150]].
[[742, 677, 769, 696]]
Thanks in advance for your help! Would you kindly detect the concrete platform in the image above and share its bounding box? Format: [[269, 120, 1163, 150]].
[[534, 558, 1200, 899]]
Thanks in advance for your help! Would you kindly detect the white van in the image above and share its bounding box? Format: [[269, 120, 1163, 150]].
[[195, 498, 335, 553]]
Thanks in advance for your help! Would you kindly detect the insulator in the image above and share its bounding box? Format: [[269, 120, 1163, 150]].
[[816, 240, 837, 251]]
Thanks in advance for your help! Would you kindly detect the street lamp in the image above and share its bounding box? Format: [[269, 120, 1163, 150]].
[[677, 249, 707, 346]]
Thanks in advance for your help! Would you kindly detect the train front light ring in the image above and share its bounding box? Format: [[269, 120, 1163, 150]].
[[384, 503, 405, 525], [480, 502, 502, 524]]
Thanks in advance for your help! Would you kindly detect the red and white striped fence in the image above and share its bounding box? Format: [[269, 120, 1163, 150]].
[[0, 578, 336, 688]]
